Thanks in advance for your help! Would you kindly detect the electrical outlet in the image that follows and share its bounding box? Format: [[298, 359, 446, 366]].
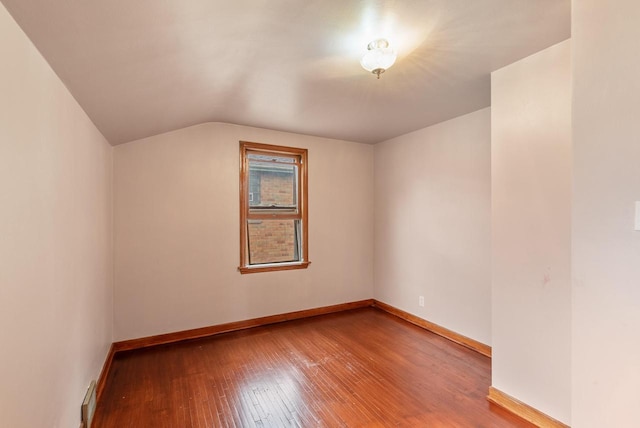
[[419, 296, 424, 307]]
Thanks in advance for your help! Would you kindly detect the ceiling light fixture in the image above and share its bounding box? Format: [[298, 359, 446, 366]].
[[360, 38, 397, 79]]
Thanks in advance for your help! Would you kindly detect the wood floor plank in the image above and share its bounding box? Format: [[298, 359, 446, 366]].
[[94, 308, 533, 427]]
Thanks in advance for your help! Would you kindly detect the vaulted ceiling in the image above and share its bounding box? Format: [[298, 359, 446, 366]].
[[2, 0, 570, 145]]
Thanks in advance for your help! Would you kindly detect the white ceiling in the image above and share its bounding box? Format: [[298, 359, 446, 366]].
[[3, 0, 570, 145]]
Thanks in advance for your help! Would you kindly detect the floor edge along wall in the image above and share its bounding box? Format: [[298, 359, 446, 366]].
[[487, 386, 569, 427]]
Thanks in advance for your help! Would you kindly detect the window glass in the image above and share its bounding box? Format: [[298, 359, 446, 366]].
[[248, 161, 297, 211], [247, 219, 301, 265]]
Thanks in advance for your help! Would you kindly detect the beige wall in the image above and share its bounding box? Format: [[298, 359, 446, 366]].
[[491, 40, 572, 424], [114, 123, 374, 341], [0, 4, 113, 428], [374, 108, 492, 345], [572, 1, 640, 425]]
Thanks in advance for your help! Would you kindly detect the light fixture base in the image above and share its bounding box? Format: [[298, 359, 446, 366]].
[[367, 39, 390, 50]]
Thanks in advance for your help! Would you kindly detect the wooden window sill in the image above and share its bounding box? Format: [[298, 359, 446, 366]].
[[238, 261, 311, 274]]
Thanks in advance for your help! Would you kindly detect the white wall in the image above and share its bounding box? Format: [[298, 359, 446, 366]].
[[0, 4, 113, 428], [572, 1, 640, 426], [114, 123, 374, 341], [374, 108, 492, 346], [491, 40, 572, 424]]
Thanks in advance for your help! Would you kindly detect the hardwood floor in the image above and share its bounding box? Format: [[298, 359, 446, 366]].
[[94, 308, 533, 427]]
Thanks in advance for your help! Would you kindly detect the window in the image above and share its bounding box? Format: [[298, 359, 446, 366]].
[[238, 141, 309, 274]]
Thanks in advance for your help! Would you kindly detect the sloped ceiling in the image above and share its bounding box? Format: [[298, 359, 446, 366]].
[[2, 0, 570, 145]]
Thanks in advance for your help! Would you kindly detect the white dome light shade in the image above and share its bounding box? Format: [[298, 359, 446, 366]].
[[360, 39, 397, 79]]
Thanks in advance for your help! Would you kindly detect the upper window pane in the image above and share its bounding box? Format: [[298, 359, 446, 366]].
[[248, 160, 298, 211]]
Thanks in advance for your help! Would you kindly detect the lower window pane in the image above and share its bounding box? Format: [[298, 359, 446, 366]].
[[248, 219, 301, 265]]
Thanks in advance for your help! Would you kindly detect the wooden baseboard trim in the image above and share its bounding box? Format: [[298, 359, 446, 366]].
[[487, 387, 569, 428], [96, 343, 115, 401], [372, 300, 492, 358], [113, 299, 375, 353]]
